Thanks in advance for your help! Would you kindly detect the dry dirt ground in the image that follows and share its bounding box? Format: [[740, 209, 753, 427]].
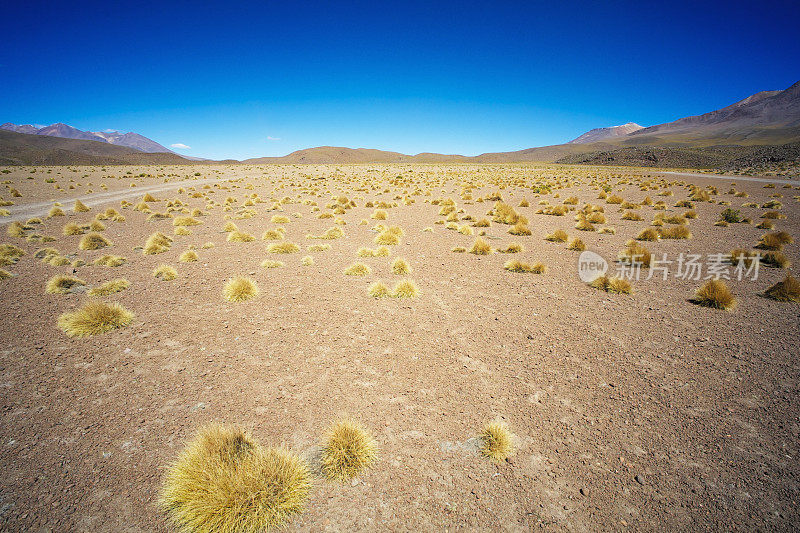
[[0, 164, 798, 532]]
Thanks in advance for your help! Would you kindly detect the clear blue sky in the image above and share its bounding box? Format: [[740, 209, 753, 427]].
[[2, 0, 799, 160]]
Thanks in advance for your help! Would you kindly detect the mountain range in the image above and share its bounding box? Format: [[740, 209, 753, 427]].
[[0, 122, 174, 153], [2, 79, 798, 166]]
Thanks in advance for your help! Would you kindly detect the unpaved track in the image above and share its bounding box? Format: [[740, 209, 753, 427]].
[[3, 177, 222, 223], [660, 170, 800, 186]]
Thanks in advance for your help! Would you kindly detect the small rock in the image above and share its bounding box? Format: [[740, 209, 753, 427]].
[[579, 487, 588, 496], [635, 474, 644, 485]]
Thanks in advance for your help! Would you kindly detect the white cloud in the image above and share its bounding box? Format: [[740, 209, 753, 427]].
[[267, 136, 281, 141], [171, 143, 191, 149]]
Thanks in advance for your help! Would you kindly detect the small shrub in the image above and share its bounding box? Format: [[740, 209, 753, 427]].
[[320, 419, 378, 481], [764, 274, 800, 302]]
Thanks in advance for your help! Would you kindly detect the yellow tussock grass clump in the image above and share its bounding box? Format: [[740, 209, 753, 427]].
[[262, 229, 284, 240], [144, 232, 173, 255], [368, 281, 390, 297], [179, 250, 199, 262], [508, 220, 532, 235], [153, 265, 178, 281], [636, 228, 660, 241], [589, 275, 632, 294], [499, 242, 523, 253], [392, 278, 419, 298], [452, 246, 466, 253], [62, 222, 85, 236], [660, 225, 692, 239], [260, 259, 284, 268], [761, 251, 790, 268], [621, 211, 643, 221], [479, 421, 514, 461], [693, 279, 736, 309], [764, 274, 800, 302], [159, 424, 310, 533], [320, 419, 378, 482], [74, 200, 91, 212], [271, 215, 291, 224], [173, 216, 201, 227], [545, 230, 568, 243], [575, 219, 595, 231], [567, 238, 586, 251], [268, 242, 300, 254], [374, 231, 399, 245], [223, 276, 259, 301], [46, 275, 86, 294], [307, 244, 330, 252], [370, 209, 387, 220], [174, 226, 191, 236], [88, 278, 130, 296], [47, 206, 65, 218], [227, 230, 256, 242], [344, 262, 371, 276], [618, 241, 652, 268], [0, 269, 12, 280], [391, 257, 411, 275], [301, 255, 314, 265], [79, 232, 112, 250], [94, 255, 126, 267], [468, 237, 492, 255], [504, 260, 545, 273], [58, 301, 134, 337]]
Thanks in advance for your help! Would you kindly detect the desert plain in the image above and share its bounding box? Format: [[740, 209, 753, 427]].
[[0, 163, 798, 531]]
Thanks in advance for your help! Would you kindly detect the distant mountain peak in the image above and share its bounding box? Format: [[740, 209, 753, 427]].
[[568, 122, 643, 144]]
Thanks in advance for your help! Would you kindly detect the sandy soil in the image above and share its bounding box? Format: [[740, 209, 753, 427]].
[[0, 164, 798, 532]]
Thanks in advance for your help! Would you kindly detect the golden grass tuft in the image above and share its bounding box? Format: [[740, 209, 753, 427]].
[[618, 241, 652, 268], [468, 237, 493, 255], [545, 229, 568, 243], [693, 279, 736, 310], [636, 228, 660, 241], [160, 424, 310, 533], [368, 280, 391, 297], [73, 199, 91, 212], [57, 301, 134, 337], [94, 254, 126, 267], [301, 255, 314, 266], [503, 259, 545, 273], [268, 242, 300, 254], [761, 251, 790, 268], [173, 216, 201, 227], [392, 278, 419, 298], [508, 220, 532, 235], [660, 225, 692, 239], [0, 269, 11, 280], [88, 278, 130, 297], [227, 230, 256, 243], [78, 232, 112, 250], [144, 232, 173, 255], [478, 421, 514, 461], [223, 276, 259, 302], [260, 259, 285, 268], [391, 257, 411, 275], [153, 264, 178, 281], [498, 242, 523, 253], [179, 250, 199, 263], [567, 238, 586, 251], [764, 274, 800, 302], [374, 231, 399, 245], [262, 229, 284, 241], [344, 262, 372, 276], [589, 275, 632, 294], [271, 215, 291, 224], [45, 275, 86, 294], [320, 419, 378, 481], [47, 206, 65, 218]]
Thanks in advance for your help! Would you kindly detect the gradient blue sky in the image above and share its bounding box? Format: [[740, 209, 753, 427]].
[[2, 0, 799, 160]]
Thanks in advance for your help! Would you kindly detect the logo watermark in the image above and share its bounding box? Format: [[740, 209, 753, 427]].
[[578, 250, 761, 282]]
